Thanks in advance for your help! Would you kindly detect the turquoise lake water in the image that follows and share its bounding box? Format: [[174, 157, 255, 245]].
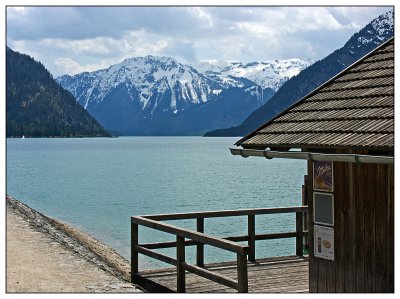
[[6, 137, 306, 269]]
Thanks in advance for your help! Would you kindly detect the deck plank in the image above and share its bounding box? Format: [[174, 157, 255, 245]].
[[138, 255, 309, 293]]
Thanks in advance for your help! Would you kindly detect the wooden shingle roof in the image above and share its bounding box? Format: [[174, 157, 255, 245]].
[[236, 38, 394, 152]]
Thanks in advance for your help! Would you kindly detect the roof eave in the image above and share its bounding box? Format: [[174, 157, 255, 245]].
[[230, 148, 394, 164], [241, 142, 394, 153]]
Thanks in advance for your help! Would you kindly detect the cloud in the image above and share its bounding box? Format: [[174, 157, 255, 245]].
[[188, 7, 214, 28], [226, 7, 358, 38], [9, 6, 387, 42], [124, 30, 169, 57], [41, 38, 114, 55], [54, 57, 104, 75], [292, 7, 344, 31], [7, 7, 214, 41], [7, 7, 28, 14], [46, 29, 170, 58], [6, 6, 393, 76], [164, 40, 197, 63]]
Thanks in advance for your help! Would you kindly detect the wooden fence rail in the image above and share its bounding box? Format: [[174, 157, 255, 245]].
[[131, 205, 308, 293]]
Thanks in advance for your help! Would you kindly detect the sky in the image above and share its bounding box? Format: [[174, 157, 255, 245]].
[[6, 5, 393, 77]]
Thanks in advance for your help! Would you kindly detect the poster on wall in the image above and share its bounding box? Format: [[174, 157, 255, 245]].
[[314, 224, 334, 261], [313, 161, 334, 192]]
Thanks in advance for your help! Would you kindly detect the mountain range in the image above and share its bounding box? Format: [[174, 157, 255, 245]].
[[57, 55, 312, 135], [6, 47, 110, 138], [205, 9, 394, 137], [8, 9, 393, 138]]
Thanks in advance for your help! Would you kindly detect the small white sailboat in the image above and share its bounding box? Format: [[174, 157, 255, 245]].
[[22, 135, 25, 139]]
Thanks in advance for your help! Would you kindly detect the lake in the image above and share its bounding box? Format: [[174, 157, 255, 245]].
[[6, 137, 306, 269]]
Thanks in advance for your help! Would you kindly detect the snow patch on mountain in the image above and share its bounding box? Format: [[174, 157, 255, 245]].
[[193, 58, 313, 91], [356, 9, 393, 46], [371, 9, 394, 36]]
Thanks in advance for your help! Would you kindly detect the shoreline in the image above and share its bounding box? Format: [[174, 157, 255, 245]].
[[6, 195, 143, 293]]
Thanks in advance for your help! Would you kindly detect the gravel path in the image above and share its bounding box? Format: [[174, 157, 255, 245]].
[[6, 196, 143, 293]]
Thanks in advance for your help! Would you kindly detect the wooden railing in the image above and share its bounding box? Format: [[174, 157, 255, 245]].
[[131, 206, 308, 293]]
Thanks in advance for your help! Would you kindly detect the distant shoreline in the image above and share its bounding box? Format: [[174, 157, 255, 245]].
[[6, 195, 140, 288]]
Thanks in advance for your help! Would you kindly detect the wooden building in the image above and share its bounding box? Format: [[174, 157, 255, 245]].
[[231, 38, 394, 292]]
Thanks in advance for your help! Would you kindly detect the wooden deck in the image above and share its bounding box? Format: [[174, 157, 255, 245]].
[[136, 255, 309, 293]]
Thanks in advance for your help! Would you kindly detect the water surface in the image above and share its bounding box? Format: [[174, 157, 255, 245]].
[[7, 137, 306, 268]]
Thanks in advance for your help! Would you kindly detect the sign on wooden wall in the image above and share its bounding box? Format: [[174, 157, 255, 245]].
[[313, 161, 334, 192], [314, 224, 334, 261]]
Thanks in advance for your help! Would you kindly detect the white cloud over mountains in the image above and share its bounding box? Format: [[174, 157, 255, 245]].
[[7, 6, 392, 76]]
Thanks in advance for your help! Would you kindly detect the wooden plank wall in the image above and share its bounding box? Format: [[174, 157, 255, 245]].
[[308, 162, 394, 293]]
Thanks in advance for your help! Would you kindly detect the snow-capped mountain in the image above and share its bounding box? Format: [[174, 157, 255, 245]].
[[58, 56, 221, 115], [346, 9, 393, 55], [193, 58, 313, 91], [58, 55, 310, 135]]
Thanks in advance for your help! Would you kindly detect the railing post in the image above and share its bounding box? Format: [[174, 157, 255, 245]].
[[248, 215, 256, 262], [296, 211, 303, 257], [131, 222, 138, 283], [237, 253, 248, 293], [176, 236, 186, 292], [196, 218, 204, 267]]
